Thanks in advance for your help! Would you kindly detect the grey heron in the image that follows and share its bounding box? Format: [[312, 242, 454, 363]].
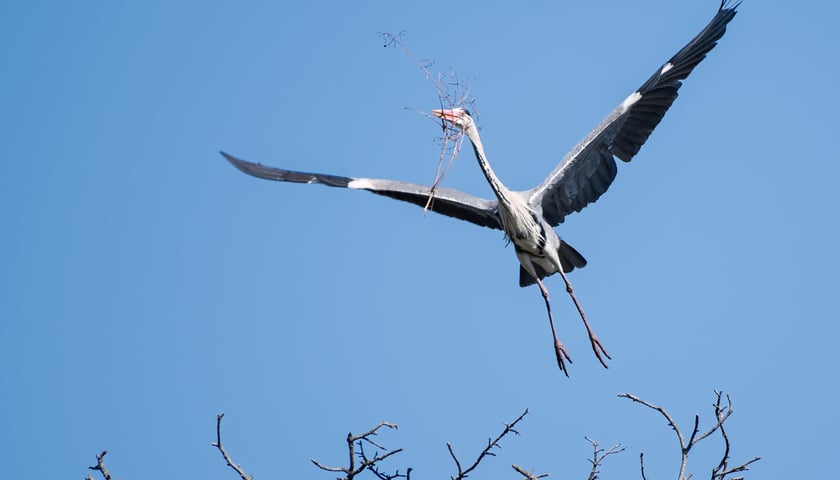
[[222, 1, 739, 376]]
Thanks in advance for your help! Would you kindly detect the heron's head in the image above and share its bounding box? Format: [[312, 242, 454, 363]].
[[432, 107, 474, 130]]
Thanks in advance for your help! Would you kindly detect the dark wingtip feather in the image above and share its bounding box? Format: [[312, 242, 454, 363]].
[[220, 151, 353, 187], [721, 0, 742, 12], [220, 150, 255, 175], [611, 1, 738, 163]]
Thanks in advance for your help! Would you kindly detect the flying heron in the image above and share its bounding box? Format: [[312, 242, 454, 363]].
[[223, 1, 739, 375]]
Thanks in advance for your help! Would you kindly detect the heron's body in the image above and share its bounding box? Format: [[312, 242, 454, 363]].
[[450, 111, 586, 288], [223, 1, 740, 375]]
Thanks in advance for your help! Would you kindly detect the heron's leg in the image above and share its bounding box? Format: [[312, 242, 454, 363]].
[[554, 268, 611, 368], [534, 277, 572, 377]]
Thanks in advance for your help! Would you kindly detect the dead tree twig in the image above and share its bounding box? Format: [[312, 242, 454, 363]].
[[447, 408, 529, 480], [512, 463, 550, 480], [709, 392, 761, 480], [639, 453, 649, 480], [85, 450, 112, 480], [380, 31, 476, 213], [619, 391, 760, 480], [585, 437, 625, 480], [312, 421, 405, 480], [212, 413, 253, 480]]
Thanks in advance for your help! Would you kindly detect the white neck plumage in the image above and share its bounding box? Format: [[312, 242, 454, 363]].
[[462, 123, 539, 241]]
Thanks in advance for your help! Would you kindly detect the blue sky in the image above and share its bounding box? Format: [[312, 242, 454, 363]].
[[2, 1, 838, 478]]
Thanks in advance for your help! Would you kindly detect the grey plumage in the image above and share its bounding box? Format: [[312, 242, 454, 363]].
[[222, 152, 502, 229], [223, 1, 738, 283], [223, 1, 739, 374], [529, 1, 739, 226]]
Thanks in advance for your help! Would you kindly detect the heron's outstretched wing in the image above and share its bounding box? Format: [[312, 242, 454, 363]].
[[222, 151, 502, 230], [527, 1, 739, 226]]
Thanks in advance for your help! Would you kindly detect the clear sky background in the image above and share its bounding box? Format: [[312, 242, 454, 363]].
[[2, 1, 838, 478]]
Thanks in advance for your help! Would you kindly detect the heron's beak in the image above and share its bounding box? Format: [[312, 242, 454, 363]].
[[432, 109, 459, 123]]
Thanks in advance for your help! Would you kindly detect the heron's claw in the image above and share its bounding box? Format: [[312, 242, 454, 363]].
[[554, 338, 573, 377], [588, 333, 611, 369]]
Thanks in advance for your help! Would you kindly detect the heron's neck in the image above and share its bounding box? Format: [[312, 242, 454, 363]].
[[464, 125, 513, 205], [464, 124, 538, 240]]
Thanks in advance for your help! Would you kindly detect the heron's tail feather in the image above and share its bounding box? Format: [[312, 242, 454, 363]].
[[559, 240, 587, 272], [518, 240, 587, 287]]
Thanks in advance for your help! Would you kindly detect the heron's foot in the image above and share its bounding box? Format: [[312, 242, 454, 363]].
[[554, 337, 573, 377], [588, 332, 611, 369]]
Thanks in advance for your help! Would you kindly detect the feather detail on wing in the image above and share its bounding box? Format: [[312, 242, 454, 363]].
[[222, 151, 502, 230], [526, 1, 739, 227]]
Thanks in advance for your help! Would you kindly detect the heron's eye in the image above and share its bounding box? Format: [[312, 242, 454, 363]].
[[463, 109, 472, 117]]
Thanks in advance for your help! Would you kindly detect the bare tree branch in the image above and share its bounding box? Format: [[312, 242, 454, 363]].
[[89, 397, 756, 480], [619, 391, 760, 480], [448, 408, 529, 480], [361, 438, 411, 480], [619, 393, 688, 469], [585, 437, 625, 480], [709, 392, 761, 480], [639, 453, 648, 480], [379, 31, 476, 213], [86, 450, 111, 480], [512, 463, 550, 480], [312, 421, 404, 480], [212, 413, 253, 480], [691, 391, 732, 446], [379, 32, 473, 116]]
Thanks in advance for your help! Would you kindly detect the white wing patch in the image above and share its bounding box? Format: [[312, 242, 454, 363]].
[[347, 178, 373, 190], [621, 91, 642, 111], [660, 62, 674, 75]]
